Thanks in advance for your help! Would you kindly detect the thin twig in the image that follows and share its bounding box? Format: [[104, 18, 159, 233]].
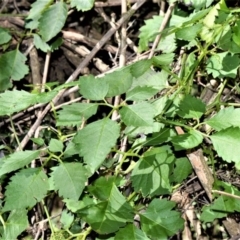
[[18, 0, 147, 150], [148, 2, 176, 59]]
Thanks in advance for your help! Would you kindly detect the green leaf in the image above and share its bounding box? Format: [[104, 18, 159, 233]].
[[60, 210, 74, 229], [170, 157, 192, 184], [0, 27, 11, 45], [3, 168, 49, 211], [73, 118, 120, 173], [0, 90, 57, 116], [31, 138, 45, 146], [3, 209, 28, 239], [120, 102, 155, 127], [131, 150, 175, 196], [126, 86, 159, 101], [104, 67, 133, 97], [79, 75, 109, 100], [152, 53, 175, 66], [138, 16, 163, 52], [0, 150, 40, 176], [51, 163, 89, 200], [0, 50, 29, 91], [206, 107, 240, 131], [171, 129, 203, 150], [143, 128, 172, 146], [26, 0, 53, 29], [0, 90, 34, 116], [79, 177, 134, 234], [57, 102, 98, 127], [217, 25, 240, 54], [71, 0, 94, 11], [64, 196, 97, 213], [200, 188, 240, 223], [33, 34, 51, 52], [115, 224, 150, 240], [140, 199, 184, 239], [177, 95, 206, 119], [157, 33, 177, 53], [176, 23, 203, 41], [39, 2, 68, 42], [210, 127, 240, 165], [206, 52, 240, 79], [130, 69, 168, 90], [49, 138, 63, 152], [130, 59, 152, 77]]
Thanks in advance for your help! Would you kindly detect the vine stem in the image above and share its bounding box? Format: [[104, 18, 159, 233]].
[[17, 0, 147, 150]]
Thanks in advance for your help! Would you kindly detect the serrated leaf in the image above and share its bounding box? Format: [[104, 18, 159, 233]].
[[73, 118, 120, 173], [210, 127, 240, 164], [57, 102, 98, 127], [206, 107, 240, 131], [206, 52, 240, 79], [126, 86, 159, 101], [26, 0, 53, 29], [0, 90, 57, 116], [33, 34, 51, 52], [3, 209, 28, 240], [79, 177, 134, 234], [79, 75, 109, 100], [60, 210, 74, 230], [171, 130, 203, 151], [140, 199, 184, 239], [0, 150, 40, 176], [3, 168, 49, 211], [49, 138, 63, 152], [176, 23, 203, 41], [0, 27, 11, 45], [120, 102, 155, 127], [104, 67, 133, 97], [152, 53, 175, 66], [138, 16, 163, 52], [64, 196, 96, 213], [170, 157, 192, 183], [115, 224, 150, 240], [157, 33, 177, 53], [130, 69, 168, 91], [130, 59, 152, 77], [177, 95, 206, 119], [71, 0, 94, 11], [0, 50, 29, 91], [131, 150, 175, 196], [39, 2, 67, 42], [143, 128, 172, 146], [51, 163, 88, 200]]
